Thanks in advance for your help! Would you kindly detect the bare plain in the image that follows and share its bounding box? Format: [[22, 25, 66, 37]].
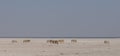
[[0, 38, 120, 56]]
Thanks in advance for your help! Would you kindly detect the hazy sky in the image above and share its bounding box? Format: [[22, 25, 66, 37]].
[[0, 0, 120, 37]]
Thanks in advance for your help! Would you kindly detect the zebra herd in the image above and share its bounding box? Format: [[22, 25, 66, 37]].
[[47, 40, 78, 44], [11, 39, 77, 44], [11, 39, 110, 44], [47, 40, 64, 44]]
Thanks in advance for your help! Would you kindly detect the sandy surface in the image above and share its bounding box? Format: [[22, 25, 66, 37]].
[[0, 38, 120, 56]]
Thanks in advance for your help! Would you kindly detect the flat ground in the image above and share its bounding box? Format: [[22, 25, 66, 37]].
[[0, 38, 120, 56]]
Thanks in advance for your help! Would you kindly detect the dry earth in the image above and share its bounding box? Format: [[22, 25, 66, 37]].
[[0, 38, 120, 56]]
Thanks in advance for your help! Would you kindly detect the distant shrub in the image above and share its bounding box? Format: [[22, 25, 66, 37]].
[[71, 40, 77, 43], [11, 40, 17, 43], [104, 40, 110, 44], [23, 40, 31, 43]]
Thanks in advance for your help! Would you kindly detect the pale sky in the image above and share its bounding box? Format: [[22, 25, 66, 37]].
[[0, 0, 120, 37]]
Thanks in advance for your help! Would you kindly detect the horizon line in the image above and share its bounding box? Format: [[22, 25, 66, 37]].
[[0, 37, 120, 38]]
